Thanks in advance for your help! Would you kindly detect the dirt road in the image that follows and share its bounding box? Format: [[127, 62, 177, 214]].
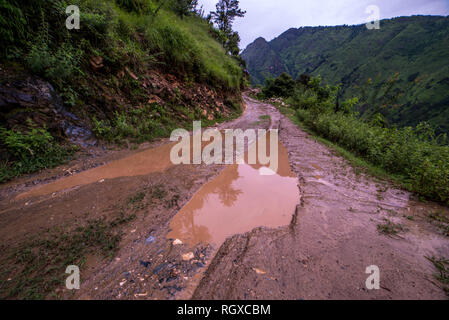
[[1, 94, 448, 299]]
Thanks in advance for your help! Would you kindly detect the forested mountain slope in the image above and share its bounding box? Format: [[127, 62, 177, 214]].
[[242, 15, 449, 133]]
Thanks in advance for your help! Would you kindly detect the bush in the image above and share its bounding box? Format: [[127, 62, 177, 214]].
[[0, 126, 76, 182], [295, 101, 449, 204], [26, 16, 83, 82], [115, 0, 151, 13], [268, 73, 449, 205], [262, 72, 296, 98]]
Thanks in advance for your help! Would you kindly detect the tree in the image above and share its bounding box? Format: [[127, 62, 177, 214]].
[[211, 0, 245, 39], [171, 0, 198, 18], [210, 0, 245, 55], [226, 31, 240, 56], [262, 73, 296, 98]]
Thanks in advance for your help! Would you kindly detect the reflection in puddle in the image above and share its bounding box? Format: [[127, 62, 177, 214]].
[[167, 140, 299, 246]]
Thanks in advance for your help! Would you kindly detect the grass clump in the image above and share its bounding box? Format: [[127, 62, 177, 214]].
[[426, 256, 449, 295], [377, 219, 405, 236], [92, 104, 177, 143], [427, 211, 449, 237]]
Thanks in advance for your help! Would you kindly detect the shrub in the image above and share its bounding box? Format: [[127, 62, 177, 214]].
[[26, 18, 82, 82], [0, 126, 76, 182], [262, 72, 296, 98], [0, 0, 27, 56], [115, 0, 151, 13], [268, 73, 449, 205]]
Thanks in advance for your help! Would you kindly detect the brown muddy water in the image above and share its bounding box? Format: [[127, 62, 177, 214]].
[[16, 126, 300, 251], [16, 142, 176, 200], [167, 139, 299, 247]]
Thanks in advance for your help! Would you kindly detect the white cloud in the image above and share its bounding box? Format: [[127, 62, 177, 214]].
[[198, 0, 449, 48]]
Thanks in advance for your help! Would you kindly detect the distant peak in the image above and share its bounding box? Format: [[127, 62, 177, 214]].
[[254, 37, 267, 43], [243, 37, 269, 52]]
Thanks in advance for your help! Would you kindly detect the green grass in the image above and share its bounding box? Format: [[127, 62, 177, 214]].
[[92, 98, 243, 145], [1, 0, 244, 181], [275, 102, 407, 187], [295, 108, 449, 205], [263, 73, 449, 206], [377, 219, 406, 237], [426, 256, 449, 295], [92, 103, 179, 144]]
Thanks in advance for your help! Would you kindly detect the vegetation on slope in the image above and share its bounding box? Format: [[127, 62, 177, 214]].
[[1, 0, 243, 88], [0, 0, 246, 182], [259, 73, 449, 205], [242, 16, 449, 134]]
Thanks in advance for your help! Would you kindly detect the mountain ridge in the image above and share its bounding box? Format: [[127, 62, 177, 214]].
[[242, 15, 449, 132]]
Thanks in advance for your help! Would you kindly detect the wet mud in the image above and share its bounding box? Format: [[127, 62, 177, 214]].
[[1, 94, 448, 300]]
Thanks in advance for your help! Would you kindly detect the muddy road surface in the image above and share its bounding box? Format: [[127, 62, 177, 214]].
[[1, 94, 448, 300]]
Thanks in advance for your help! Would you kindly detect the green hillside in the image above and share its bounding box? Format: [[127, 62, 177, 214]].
[[0, 0, 245, 182], [242, 15, 449, 133]]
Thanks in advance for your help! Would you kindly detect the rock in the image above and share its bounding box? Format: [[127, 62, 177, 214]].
[[125, 67, 138, 80], [172, 239, 183, 245], [89, 56, 104, 70], [0, 74, 95, 147], [145, 236, 156, 244], [182, 252, 194, 261], [252, 268, 267, 275], [139, 260, 151, 268]]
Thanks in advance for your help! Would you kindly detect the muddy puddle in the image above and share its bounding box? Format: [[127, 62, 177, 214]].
[[16, 142, 176, 200], [167, 137, 300, 247]]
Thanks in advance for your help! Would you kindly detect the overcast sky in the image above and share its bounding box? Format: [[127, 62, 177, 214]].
[[198, 0, 449, 49]]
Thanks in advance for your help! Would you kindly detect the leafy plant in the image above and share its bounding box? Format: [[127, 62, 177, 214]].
[[26, 16, 82, 81], [0, 126, 76, 182]]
